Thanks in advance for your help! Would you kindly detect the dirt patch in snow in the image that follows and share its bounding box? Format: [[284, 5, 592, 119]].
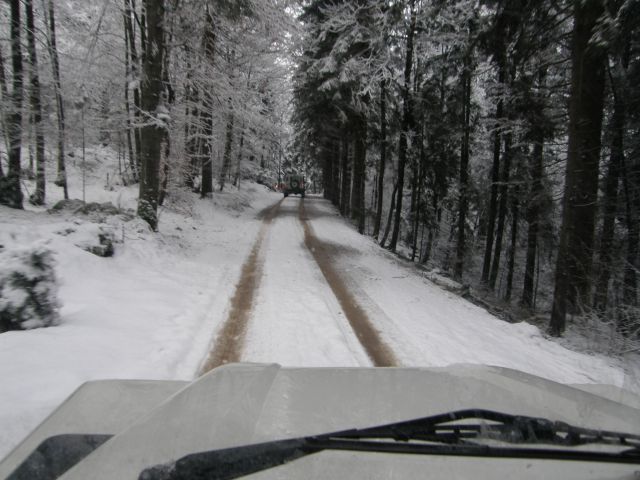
[[200, 199, 282, 372], [299, 200, 398, 367]]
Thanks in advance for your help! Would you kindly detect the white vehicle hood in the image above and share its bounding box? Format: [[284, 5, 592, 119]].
[[2, 363, 640, 479]]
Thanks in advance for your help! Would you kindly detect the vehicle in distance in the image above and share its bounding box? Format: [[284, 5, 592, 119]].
[[282, 174, 305, 198]]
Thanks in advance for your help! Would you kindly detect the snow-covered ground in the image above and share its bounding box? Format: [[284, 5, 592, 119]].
[[0, 150, 277, 459], [1, 149, 638, 460]]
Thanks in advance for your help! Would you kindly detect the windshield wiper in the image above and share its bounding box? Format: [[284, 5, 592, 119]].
[[139, 409, 640, 480]]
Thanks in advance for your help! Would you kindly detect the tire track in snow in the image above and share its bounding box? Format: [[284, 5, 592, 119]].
[[199, 199, 282, 373], [299, 199, 398, 367]]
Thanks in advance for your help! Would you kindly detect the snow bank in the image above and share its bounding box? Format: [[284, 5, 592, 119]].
[[0, 150, 280, 459], [0, 243, 61, 331]]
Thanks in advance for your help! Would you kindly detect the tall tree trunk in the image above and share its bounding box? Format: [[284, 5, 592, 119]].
[[123, 0, 139, 181], [184, 61, 201, 190], [322, 140, 332, 200], [139, 1, 147, 64], [331, 139, 341, 206], [381, 182, 398, 248], [0, 0, 23, 209], [351, 116, 366, 234], [550, 0, 606, 336], [489, 131, 512, 290], [124, 39, 136, 181], [200, 97, 213, 197], [412, 123, 426, 261], [373, 80, 387, 240], [137, 0, 165, 230], [422, 192, 440, 264], [522, 136, 544, 308], [219, 111, 234, 191], [389, 0, 416, 252], [233, 125, 245, 187], [0, 46, 11, 174], [454, 53, 472, 281], [409, 157, 419, 246], [505, 184, 519, 301], [322, 141, 330, 198], [340, 133, 351, 217], [45, 0, 68, 199], [593, 44, 630, 312], [184, 99, 199, 190], [200, 9, 215, 197], [157, 40, 173, 206], [26, 0, 45, 205], [158, 135, 170, 206], [622, 156, 639, 306], [481, 68, 505, 284], [593, 92, 624, 311], [125, 0, 143, 172]]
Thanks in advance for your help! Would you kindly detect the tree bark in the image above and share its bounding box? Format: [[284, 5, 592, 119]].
[[454, 53, 472, 281], [157, 38, 173, 206], [200, 9, 215, 197], [233, 125, 245, 187], [622, 153, 639, 306], [124, 0, 139, 181], [389, 0, 416, 252], [331, 139, 341, 206], [422, 192, 440, 264], [489, 131, 512, 290], [0, 46, 10, 174], [137, 0, 165, 230], [481, 68, 505, 284], [351, 116, 366, 234], [522, 137, 544, 308], [593, 91, 624, 311], [45, 0, 68, 199], [200, 97, 213, 197], [505, 184, 519, 301], [381, 182, 398, 248], [0, 0, 24, 209], [412, 123, 426, 261], [550, 0, 606, 336], [373, 80, 387, 240], [219, 111, 235, 191], [322, 141, 331, 200], [340, 133, 351, 217], [25, 0, 45, 205]]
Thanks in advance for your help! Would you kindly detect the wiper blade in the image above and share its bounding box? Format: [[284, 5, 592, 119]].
[[139, 409, 640, 480], [327, 408, 640, 449]]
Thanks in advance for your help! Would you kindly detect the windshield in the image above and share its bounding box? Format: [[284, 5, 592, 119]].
[[0, 0, 639, 479]]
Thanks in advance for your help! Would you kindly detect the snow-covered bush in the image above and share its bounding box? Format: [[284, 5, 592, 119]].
[[0, 244, 61, 332]]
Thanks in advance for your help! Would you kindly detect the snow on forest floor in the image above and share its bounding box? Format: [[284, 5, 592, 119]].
[[0, 148, 639, 460], [0, 149, 277, 459]]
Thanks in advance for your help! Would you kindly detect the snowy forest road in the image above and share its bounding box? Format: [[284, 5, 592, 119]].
[[200, 193, 629, 392], [200, 191, 629, 394], [200, 195, 397, 372]]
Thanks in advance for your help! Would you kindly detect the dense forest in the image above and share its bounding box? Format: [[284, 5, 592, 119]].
[[0, 0, 639, 338]]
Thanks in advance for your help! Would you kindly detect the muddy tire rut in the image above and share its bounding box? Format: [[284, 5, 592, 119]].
[[298, 200, 398, 367], [200, 197, 398, 374], [200, 200, 282, 373]]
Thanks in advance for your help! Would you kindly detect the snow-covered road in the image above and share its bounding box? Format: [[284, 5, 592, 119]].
[[200, 193, 635, 391], [1, 184, 638, 461], [241, 198, 371, 367]]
